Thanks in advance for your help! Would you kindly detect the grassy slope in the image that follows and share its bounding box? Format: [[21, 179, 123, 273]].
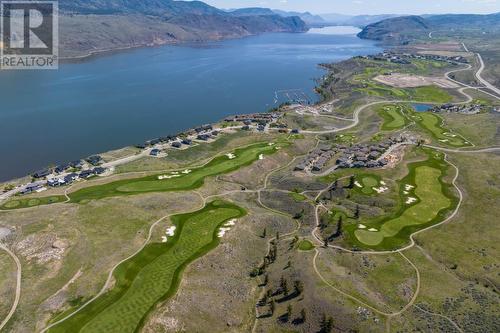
[[49, 200, 246, 333]]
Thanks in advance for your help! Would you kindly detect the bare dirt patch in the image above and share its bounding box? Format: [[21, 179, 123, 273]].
[[412, 42, 464, 52], [374, 73, 459, 89]]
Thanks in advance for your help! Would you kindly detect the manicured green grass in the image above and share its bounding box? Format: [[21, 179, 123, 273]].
[[69, 142, 282, 203], [290, 192, 307, 202], [360, 176, 379, 195], [355, 166, 451, 246], [48, 200, 246, 333], [345, 148, 458, 250], [349, 174, 382, 195], [298, 239, 314, 251], [1, 142, 284, 210], [358, 82, 452, 104], [0, 195, 66, 210], [377, 105, 410, 130], [410, 112, 473, 147]]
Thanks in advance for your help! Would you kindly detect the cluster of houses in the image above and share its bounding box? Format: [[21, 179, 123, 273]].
[[335, 135, 411, 169], [429, 103, 485, 115], [335, 143, 390, 169], [294, 145, 336, 172], [22, 167, 107, 194], [224, 112, 281, 124], [225, 113, 283, 133], [20, 156, 107, 195], [361, 52, 468, 65], [133, 113, 284, 156], [294, 135, 411, 173]]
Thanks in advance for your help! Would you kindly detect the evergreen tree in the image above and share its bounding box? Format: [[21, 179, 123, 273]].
[[348, 175, 356, 189], [294, 280, 304, 295], [286, 304, 293, 321], [354, 205, 360, 219], [300, 309, 307, 323]]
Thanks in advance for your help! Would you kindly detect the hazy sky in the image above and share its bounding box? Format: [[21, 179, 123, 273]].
[[202, 0, 500, 15]]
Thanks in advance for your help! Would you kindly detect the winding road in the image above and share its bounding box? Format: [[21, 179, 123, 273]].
[[475, 53, 500, 97], [0, 243, 21, 332]]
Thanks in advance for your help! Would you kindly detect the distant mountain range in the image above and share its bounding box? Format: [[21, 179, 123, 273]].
[[55, 0, 307, 58], [358, 12, 500, 43], [319, 14, 402, 27], [224, 8, 403, 27]]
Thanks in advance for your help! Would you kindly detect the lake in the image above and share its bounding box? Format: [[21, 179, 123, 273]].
[[413, 104, 435, 112], [0, 27, 380, 181]]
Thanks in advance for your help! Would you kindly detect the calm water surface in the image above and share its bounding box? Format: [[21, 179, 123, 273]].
[[0, 27, 380, 181]]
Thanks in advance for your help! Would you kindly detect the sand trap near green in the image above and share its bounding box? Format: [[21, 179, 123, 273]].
[[412, 112, 471, 147], [48, 200, 246, 333], [355, 166, 451, 246]]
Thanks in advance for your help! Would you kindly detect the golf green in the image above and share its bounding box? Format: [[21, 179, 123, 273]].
[[48, 200, 246, 333], [378, 105, 408, 130], [355, 165, 451, 246], [298, 239, 315, 251], [412, 112, 472, 147]]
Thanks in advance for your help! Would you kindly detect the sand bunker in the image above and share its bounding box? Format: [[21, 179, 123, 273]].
[[368, 228, 378, 232], [226, 153, 236, 159], [405, 184, 415, 191], [406, 197, 418, 204], [181, 169, 192, 174], [218, 219, 238, 237], [374, 73, 459, 89], [162, 226, 177, 243], [158, 174, 181, 180], [355, 181, 363, 188], [224, 219, 236, 227], [259, 154, 264, 160], [218, 227, 231, 238], [358, 224, 367, 229], [166, 226, 176, 236], [373, 186, 389, 194]]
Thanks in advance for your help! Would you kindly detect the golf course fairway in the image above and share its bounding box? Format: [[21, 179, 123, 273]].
[[48, 200, 246, 333], [352, 150, 457, 250], [1, 142, 283, 210], [411, 112, 472, 147], [378, 105, 408, 131], [69, 142, 281, 202]]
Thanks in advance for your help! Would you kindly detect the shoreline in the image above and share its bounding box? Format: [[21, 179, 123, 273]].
[[59, 29, 312, 64], [0, 28, 378, 185]]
